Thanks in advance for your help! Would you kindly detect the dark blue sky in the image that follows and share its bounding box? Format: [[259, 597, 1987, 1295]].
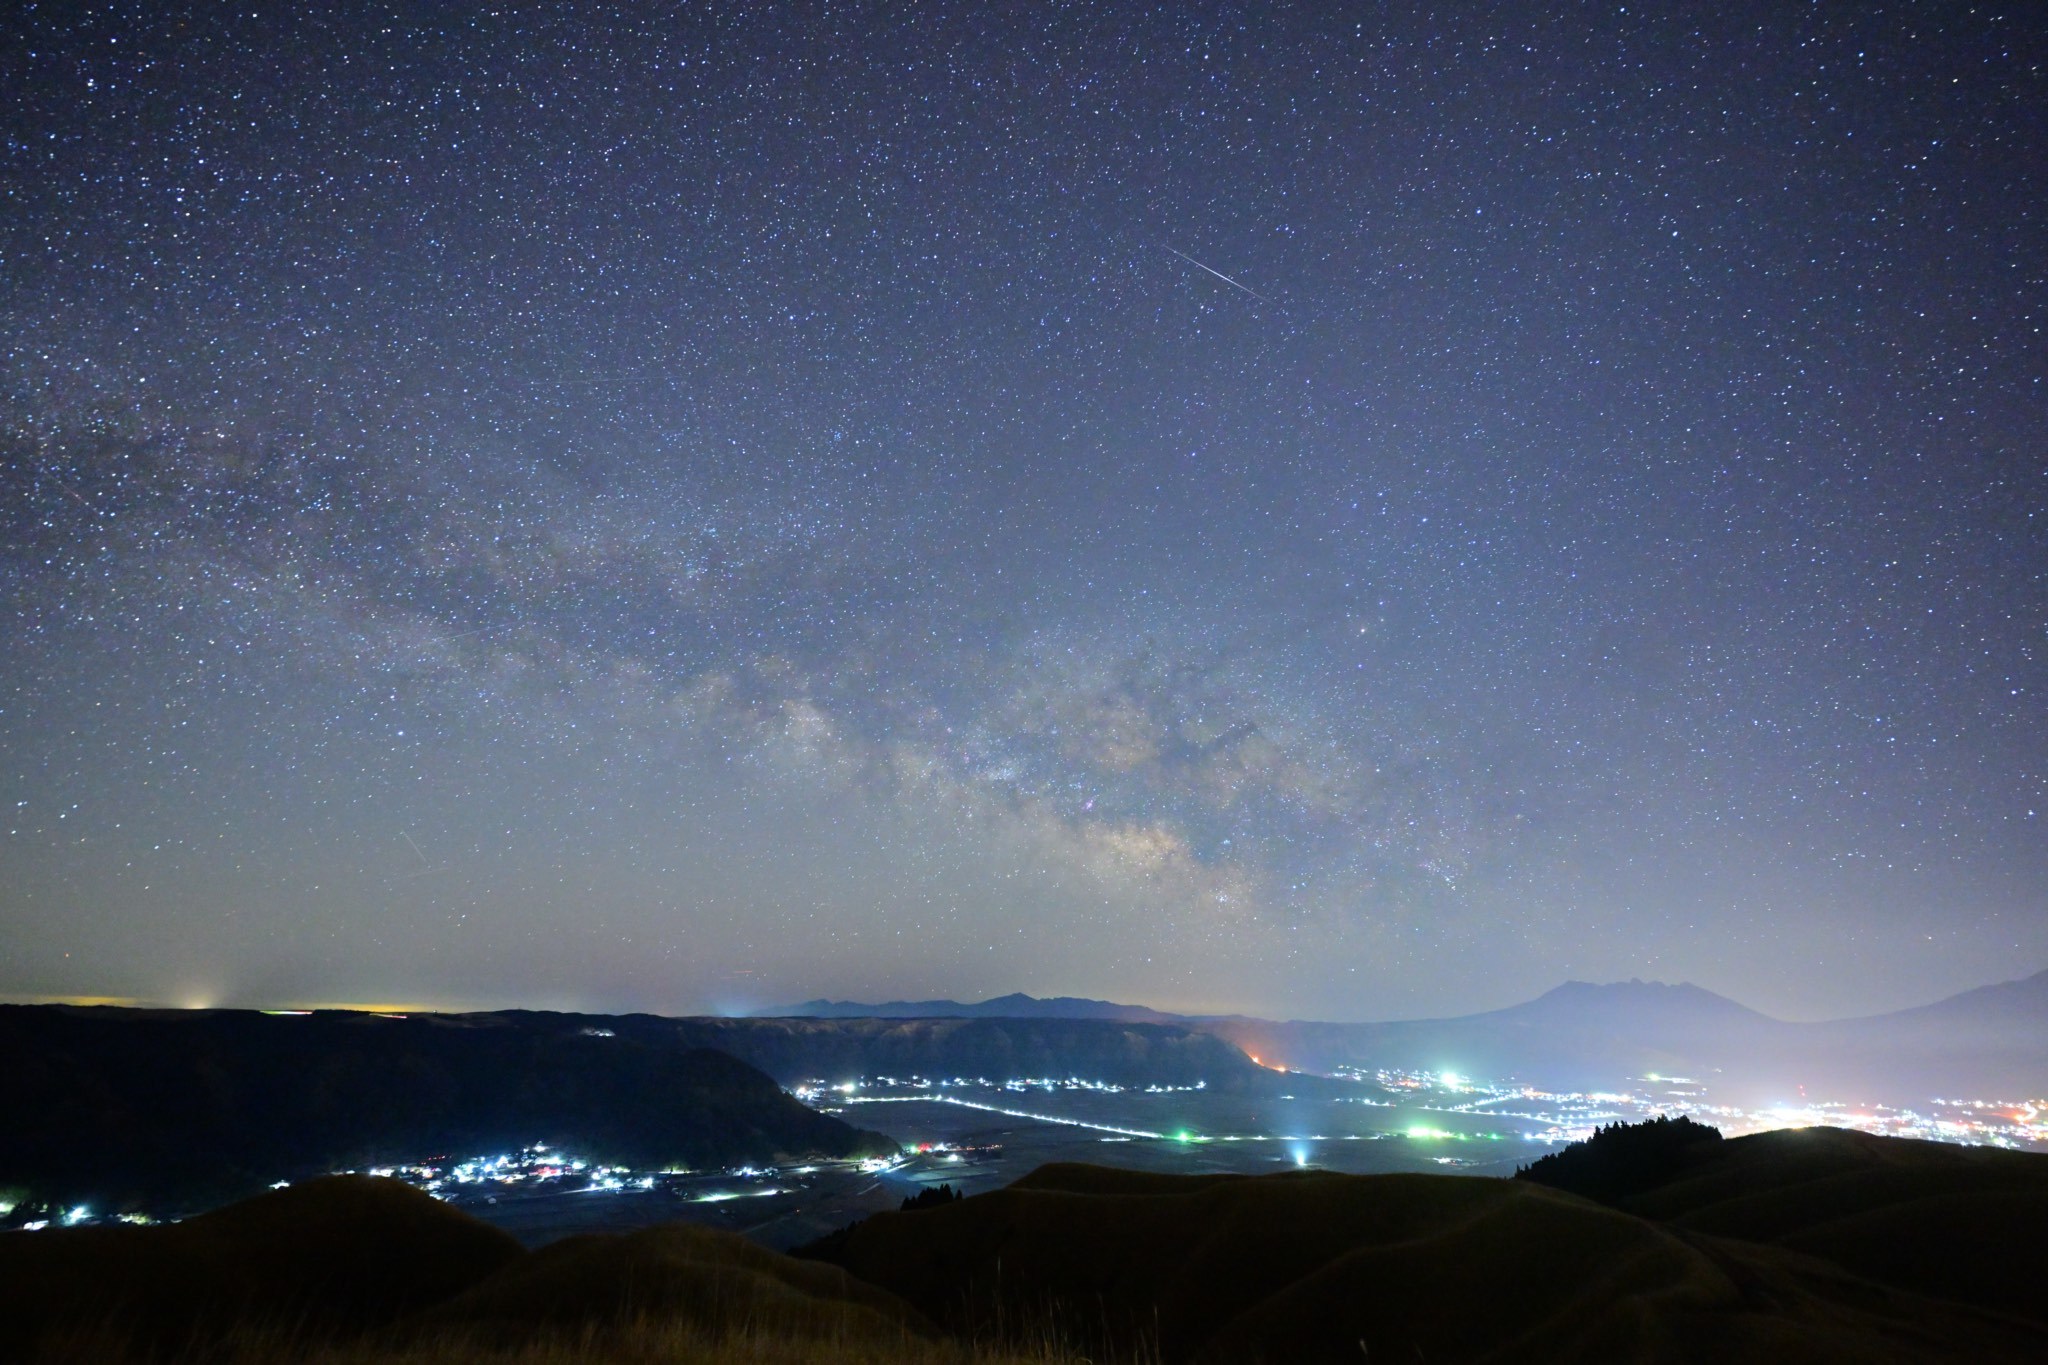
[[3, 2, 2042, 1020]]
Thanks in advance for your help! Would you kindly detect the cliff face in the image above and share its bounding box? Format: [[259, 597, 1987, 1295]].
[[656, 1014, 1267, 1090], [0, 1006, 896, 1210]]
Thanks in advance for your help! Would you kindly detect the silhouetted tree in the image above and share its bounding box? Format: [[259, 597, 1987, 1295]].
[[900, 1182, 959, 1211], [1516, 1114, 1723, 1204], [792, 1181, 963, 1264]]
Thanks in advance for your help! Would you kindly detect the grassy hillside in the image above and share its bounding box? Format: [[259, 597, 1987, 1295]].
[[1548, 1125, 2048, 1326], [0, 1177, 521, 1358], [809, 1160, 2048, 1363], [4, 1175, 1065, 1365]]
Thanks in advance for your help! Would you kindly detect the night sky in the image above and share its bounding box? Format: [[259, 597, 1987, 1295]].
[[2, 2, 2042, 1022]]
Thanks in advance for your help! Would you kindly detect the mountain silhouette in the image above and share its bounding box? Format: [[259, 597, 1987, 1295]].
[[765, 992, 1182, 1023], [0, 1006, 896, 1211], [778, 972, 2048, 1103], [662, 1013, 1262, 1090]]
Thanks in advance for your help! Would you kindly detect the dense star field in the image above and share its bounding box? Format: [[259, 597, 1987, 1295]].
[[1, 2, 2041, 1021]]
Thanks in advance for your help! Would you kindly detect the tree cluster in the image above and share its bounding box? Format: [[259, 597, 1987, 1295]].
[[1515, 1114, 1724, 1204]]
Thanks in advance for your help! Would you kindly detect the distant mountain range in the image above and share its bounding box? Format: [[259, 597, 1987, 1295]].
[[12, 968, 2040, 1221], [662, 1013, 1259, 1090], [764, 970, 2048, 1104], [770, 992, 1183, 1025]]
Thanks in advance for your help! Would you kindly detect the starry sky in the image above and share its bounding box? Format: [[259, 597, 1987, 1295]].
[[2, 2, 2042, 1023]]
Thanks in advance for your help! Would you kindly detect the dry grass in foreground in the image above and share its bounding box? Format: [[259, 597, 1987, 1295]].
[[28, 1315, 1107, 1365]]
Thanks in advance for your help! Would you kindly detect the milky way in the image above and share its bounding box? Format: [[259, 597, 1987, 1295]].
[[2, 2, 2042, 1020]]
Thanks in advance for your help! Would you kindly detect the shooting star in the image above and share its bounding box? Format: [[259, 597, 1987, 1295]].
[[1163, 246, 1270, 303], [399, 830, 451, 880], [539, 373, 675, 388]]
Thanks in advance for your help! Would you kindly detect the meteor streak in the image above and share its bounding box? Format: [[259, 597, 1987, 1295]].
[[1163, 245, 1269, 302]]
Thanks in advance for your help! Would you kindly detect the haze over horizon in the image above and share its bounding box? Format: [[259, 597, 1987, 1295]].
[[8, 963, 2048, 1029], [4, 3, 2042, 1025]]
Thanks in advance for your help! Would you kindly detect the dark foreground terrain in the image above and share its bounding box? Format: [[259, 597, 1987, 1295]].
[[4, 1125, 2044, 1364]]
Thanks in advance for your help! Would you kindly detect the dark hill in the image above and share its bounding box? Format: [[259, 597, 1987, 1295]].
[[807, 1159, 2048, 1363], [0, 1175, 521, 1356], [1534, 1123, 2048, 1327], [0, 1005, 895, 1211], [0, 1176, 938, 1364], [416, 1220, 935, 1343]]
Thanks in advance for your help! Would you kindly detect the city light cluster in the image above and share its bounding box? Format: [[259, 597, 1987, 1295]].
[[345, 1144, 648, 1197], [806, 1066, 2048, 1160], [842, 1089, 1166, 1140], [334, 1144, 873, 1210], [1390, 1070, 2048, 1151], [796, 1074, 1200, 1097]]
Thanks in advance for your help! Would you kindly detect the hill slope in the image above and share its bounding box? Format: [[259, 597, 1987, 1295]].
[[0, 1175, 948, 1365], [0, 1176, 521, 1356], [808, 1159, 2048, 1363], [1525, 1123, 2048, 1326]]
